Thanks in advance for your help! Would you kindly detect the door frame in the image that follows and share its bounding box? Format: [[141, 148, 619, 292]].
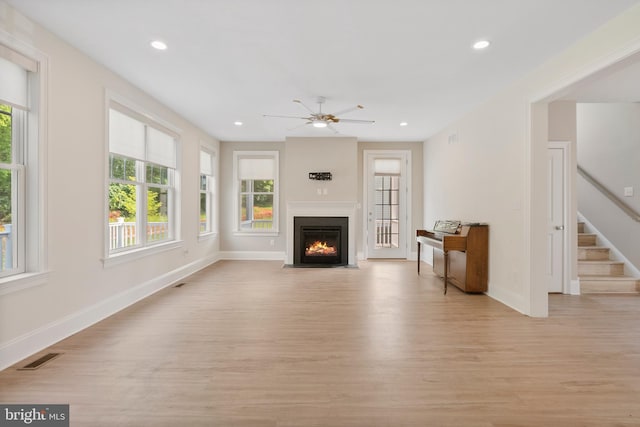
[[362, 150, 412, 259], [548, 141, 571, 294]]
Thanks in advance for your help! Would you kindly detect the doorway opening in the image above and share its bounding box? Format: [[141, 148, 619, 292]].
[[530, 48, 640, 316]]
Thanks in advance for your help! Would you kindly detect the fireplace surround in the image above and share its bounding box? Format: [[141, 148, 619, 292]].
[[286, 201, 357, 267], [294, 216, 348, 266]]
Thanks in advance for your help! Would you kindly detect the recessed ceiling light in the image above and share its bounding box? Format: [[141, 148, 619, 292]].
[[150, 40, 168, 50], [234, 121, 243, 126], [313, 121, 328, 128], [473, 40, 490, 50], [400, 122, 408, 127]]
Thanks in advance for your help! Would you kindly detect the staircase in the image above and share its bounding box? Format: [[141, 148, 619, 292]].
[[578, 222, 639, 293]]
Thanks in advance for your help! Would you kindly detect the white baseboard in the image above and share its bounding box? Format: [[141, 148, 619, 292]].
[[570, 278, 581, 295], [485, 285, 527, 316], [357, 251, 418, 261], [218, 251, 286, 261], [0, 254, 220, 371]]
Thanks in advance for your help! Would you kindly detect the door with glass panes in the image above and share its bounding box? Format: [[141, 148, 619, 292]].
[[366, 152, 408, 258]]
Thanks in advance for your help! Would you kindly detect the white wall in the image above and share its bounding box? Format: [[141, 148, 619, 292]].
[[424, 4, 640, 316], [577, 102, 640, 268], [424, 99, 527, 311], [577, 103, 640, 210], [0, 4, 220, 369], [286, 137, 358, 202]]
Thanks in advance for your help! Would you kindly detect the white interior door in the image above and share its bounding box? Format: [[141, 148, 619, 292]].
[[547, 147, 564, 293], [365, 152, 408, 258]]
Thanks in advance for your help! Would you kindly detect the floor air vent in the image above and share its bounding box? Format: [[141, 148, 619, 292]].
[[18, 352, 62, 370], [174, 282, 186, 288]]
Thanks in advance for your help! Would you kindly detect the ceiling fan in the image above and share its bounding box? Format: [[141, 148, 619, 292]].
[[263, 96, 375, 133]]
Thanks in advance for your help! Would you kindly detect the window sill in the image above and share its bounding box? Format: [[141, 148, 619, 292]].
[[198, 232, 218, 242], [103, 240, 184, 268], [233, 231, 279, 237], [0, 271, 49, 296]]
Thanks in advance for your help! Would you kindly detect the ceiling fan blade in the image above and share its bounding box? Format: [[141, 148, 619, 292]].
[[331, 104, 364, 117], [293, 99, 317, 114], [263, 114, 310, 120], [287, 122, 312, 131], [326, 123, 340, 134], [337, 119, 375, 124]]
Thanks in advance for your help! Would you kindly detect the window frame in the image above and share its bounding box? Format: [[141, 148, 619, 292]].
[[0, 39, 48, 294], [198, 144, 217, 239], [232, 150, 279, 236], [104, 92, 182, 266]]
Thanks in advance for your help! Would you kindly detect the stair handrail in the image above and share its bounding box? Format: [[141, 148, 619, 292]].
[[578, 165, 640, 222]]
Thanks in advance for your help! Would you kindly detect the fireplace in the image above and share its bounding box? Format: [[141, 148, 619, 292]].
[[294, 216, 348, 266]]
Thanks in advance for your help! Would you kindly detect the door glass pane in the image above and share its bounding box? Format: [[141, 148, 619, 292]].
[[374, 174, 400, 249], [391, 205, 399, 220], [375, 188, 383, 204]]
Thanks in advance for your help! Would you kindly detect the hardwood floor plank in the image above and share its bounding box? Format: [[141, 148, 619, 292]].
[[1, 260, 639, 426]]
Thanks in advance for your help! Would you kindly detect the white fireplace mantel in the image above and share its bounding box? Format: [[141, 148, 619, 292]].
[[286, 201, 358, 266]]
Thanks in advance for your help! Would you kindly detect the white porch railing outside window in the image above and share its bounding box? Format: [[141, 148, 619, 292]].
[[240, 219, 273, 230], [109, 221, 169, 251], [0, 225, 13, 270]]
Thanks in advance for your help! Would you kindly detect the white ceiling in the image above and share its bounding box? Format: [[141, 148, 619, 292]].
[[6, 0, 640, 142]]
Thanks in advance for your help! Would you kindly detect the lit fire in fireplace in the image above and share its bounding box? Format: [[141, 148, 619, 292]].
[[305, 241, 337, 256]]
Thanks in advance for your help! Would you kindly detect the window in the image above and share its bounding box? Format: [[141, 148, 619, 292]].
[[199, 147, 216, 235], [0, 46, 41, 282], [107, 104, 178, 255], [233, 151, 278, 233], [0, 104, 24, 277]]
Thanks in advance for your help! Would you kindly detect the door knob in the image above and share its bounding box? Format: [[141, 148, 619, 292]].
[[555, 225, 564, 230]]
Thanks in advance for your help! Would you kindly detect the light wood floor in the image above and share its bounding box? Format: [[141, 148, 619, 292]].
[[1, 260, 639, 426]]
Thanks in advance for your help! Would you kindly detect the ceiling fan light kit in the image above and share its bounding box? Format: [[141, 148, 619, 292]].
[[264, 97, 375, 132]]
